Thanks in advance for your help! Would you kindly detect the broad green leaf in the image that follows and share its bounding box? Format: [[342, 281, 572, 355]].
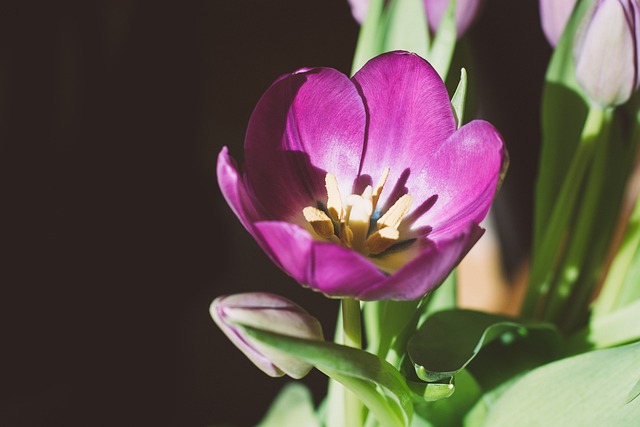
[[410, 370, 483, 427], [352, 0, 386, 75], [240, 326, 413, 427], [427, 0, 456, 80], [257, 383, 320, 427], [383, 0, 429, 58], [474, 341, 640, 426], [627, 377, 640, 404], [450, 68, 467, 128], [567, 299, 640, 353], [407, 310, 559, 383]]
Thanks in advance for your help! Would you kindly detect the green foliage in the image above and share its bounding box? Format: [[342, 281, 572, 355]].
[[240, 325, 413, 427], [257, 383, 320, 427], [469, 341, 640, 426], [407, 309, 560, 383]]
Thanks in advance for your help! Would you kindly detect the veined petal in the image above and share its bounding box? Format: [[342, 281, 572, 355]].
[[352, 51, 457, 212], [358, 225, 484, 300], [217, 147, 263, 235], [254, 221, 387, 298], [245, 68, 366, 223], [405, 120, 507, 234]]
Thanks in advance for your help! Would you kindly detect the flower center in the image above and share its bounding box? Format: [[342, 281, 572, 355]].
[[302, 169, 413, 256]]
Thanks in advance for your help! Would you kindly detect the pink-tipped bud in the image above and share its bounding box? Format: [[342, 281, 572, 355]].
[[574, 0, 640, 106], [347, 0, 484, 38], [211, 293, 324, 379], [539, 0, 578, 46]]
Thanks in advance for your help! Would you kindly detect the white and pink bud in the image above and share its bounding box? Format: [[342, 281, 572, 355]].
[[211, 293, 324, 379]]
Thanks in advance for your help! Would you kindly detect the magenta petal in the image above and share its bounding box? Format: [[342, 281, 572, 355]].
[[254, 221, 387, 298], [357, 225, 484, 300], [412, 120, 507, 234], [217, 147, 262, 235], [244, 68, 366, 223], [352, 52, 457, 209]]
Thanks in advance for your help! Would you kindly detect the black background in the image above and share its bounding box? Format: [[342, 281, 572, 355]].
[[1, 1, 548, 426]]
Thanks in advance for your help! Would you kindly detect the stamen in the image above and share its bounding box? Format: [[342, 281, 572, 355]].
[[325, 174, 343, 221], [365, 227, 400, 255], [302, 206, 335, 238], [346, 194, 373, 251], [377, 194, 413, 230], [340, 223, 354, 248], [372, 167, 390, 210], [361, 185, 373, 202]]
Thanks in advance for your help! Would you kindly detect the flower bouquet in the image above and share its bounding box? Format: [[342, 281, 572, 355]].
[[212, 0, 640, 425]]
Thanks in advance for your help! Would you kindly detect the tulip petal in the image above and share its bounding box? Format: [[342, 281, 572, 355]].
[[409, 120, 507, 234], [244, 68, 366, 223], [425, 0, 484, 37], [254, 221, 387, 298], [539, 0, 577, 46], [352, 51, 457, 211], [358, 225, 484, 300], [217, 147, 263, 235], [211, 296, 285, 377]]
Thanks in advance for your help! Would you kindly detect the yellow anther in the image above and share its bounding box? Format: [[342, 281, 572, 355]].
[[365, 227, 400, 255], [378, 194, 413, 230], [372, 167, 390, 210], [340, 224, 354, 248], [325, 173, 343, 221], [303, 206, 335, 238], [346, 194, 373, 251]]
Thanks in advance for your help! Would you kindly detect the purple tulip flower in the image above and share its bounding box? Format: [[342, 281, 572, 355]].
[[574, 0, 640, 106], [347, 0, 484, 38], [539, 0, 578, 47], [217, 51, 507, 301], [211, 293, 324, 378]]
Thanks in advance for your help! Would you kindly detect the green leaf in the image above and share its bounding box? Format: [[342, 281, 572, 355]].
[[450, 68, 467, 128], [627, 377, 640, 404], [426, 0, 456, 80], [473, 341, 640, 426], [383, 0, 429, 58], [257, 383, 320, 427], [407, 310, 560, 384], [567, 299, 640, 353], [240, 326, 413, 427], [411, 370, 483, 427], [531, 0, 592, 257]]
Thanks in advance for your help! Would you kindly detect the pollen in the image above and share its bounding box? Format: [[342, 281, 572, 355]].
[[325, 173, 343, 222], [377, 194, 412, 230], [302, 169, 413, 257], [303, 206, 334, 238]]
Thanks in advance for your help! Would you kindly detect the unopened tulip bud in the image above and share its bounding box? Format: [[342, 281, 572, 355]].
[[211, 293, 324, 379], [539, 0, 578, 46], [347, 0, 484, 38], [574, 0, 640, 106]]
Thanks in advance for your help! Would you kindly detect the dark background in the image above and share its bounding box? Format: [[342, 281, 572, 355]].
[[0, 1, 548, 426]]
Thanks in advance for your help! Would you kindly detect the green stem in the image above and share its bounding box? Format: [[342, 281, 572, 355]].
[[522, 106, 607, 319], [342, 298, 363, 426], [542, 109, 611, 324]]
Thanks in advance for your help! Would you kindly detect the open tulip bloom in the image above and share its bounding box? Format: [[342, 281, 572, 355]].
[[218, 51, 507, 301], [211, 2, 640, 425]]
